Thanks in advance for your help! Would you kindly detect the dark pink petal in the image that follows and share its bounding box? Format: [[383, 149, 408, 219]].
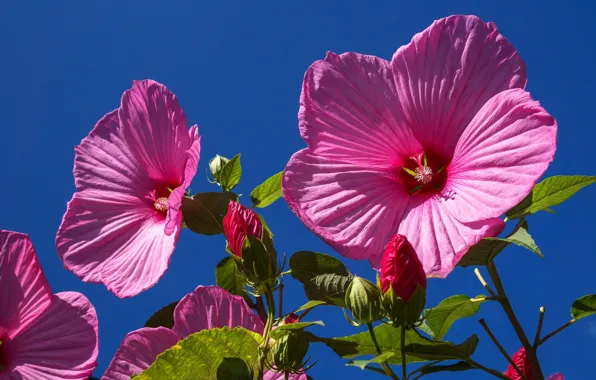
[[223, 201, 264, 257], [446, 89, 557, 222], [391, 15, 526, 153], [172, 286, 264, 338], [4, 292, 98, 380], [547, 374, 564, 380], [102, 327, 179, 380], [283, 149, 408, 261], [299, 52, 420, 170], [374, 196, 504, 277], [0, 231, 51, 340], [56, 110, 179, 298], [164, 125, 201, 236], [264, 371, 308, 380]]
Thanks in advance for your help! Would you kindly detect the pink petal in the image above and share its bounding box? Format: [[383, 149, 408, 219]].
[[283, 149, 408, 261], [299, 52, 421, 170], [172, 286, 264, 338], [4, 292, 98, 380], [164, 125, 201, 236], [391, 15, 526, 152], [445, 88, 557, 222], [57, 193, 177, 298], [56, 109, 179, 298], [0, 231, 51, 340], [374, 196, 504, 277], [118, 79, 193, 189], [547, 374, 565, 380], [102, 327, 179, 380], [264, 371, 308, 380]]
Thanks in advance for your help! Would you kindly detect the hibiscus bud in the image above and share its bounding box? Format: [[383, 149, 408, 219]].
[[380, 234, 427, 301], [209, 154, 229, 182], [345, 276, 383, 325], [223, 201, 263, 257], [271, 330, 310, 375], [284, 313, 300, 324], [380, 235, 427, 327]]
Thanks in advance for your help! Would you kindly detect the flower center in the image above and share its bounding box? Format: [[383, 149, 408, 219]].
[[154, 197, 169, 213], [400, 151, 449, 195]]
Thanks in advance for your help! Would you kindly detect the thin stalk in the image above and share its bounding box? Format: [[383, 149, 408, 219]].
[[479, 318, 527, 380], [258, 289, 276, 379], [487, 262, 544, 379], [366, 323, 399, 380], [255, 296, 268, 323], [539, 319, 576, 346], [279, 284, 284, 319], [533, 307, 545, 349], [401, 326, 407, 380], [474, 268, 498, 298], [466, 358, 511, 379]]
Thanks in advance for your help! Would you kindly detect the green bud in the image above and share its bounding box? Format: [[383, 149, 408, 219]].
[[271, 331, 310, 373], [216, 357, 254, 380], [209, 154, 230, 182], [241, 234, 279, 288], [345, 276, 383, 325], [382, 284, 426, 327]]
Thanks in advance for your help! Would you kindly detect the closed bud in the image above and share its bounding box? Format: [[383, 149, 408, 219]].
[[223, 201, 263, 257], [345, 276, 383, 325], [380, 234, 426, 301], [380, 235, 427, 327], [209, 154, 230, 182], [271, 331, 310, 375], [284, 313, 300, 325]]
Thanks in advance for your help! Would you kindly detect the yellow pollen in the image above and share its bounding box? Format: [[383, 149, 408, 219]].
[[154, 197, 168, 212]]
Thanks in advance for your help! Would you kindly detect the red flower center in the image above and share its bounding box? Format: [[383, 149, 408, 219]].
[[146, 183, 178, 217], [399, 150, 450, 195]]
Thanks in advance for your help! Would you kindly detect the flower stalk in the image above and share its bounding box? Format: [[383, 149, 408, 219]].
[[366, 323, 399, 380]]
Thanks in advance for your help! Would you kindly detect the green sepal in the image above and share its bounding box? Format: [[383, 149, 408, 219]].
[[382, 285, 426, 327]]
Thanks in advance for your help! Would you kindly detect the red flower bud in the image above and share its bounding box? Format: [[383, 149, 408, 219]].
[[223, 201, 263, 257], [380, 234, 426, 302], [505, 347, 535, 380], [284, 313, 299, 324]]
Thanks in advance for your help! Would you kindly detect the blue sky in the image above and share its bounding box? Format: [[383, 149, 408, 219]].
[[1, 1, 594, 378]]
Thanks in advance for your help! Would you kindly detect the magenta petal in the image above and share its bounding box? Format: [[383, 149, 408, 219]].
[[172, 286, 264, 338], [0, 230, 52, 340], [299, 52, 421, 169], [391, 15, 527, 151], [383, 197, 504, 277], [164, 125, 201, 236], [446, 88, 557, 222], [547, 373, 565, 380], [264, 371, 308, 380], [283, 149, 409, 261], [102, 327, 179, 380], [5, 292, 98, 380]]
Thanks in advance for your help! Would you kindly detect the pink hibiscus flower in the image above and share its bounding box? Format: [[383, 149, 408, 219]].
[[102, 286, 305, 379], [505, 347, 564, 380], [56, 80, 201, 298], [282, 15, 556, 276], [0, 230, 98, 379]]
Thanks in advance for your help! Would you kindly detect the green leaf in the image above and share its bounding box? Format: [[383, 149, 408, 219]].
[[304, 273, 353, 307], [216, 357, 253, 380], [215, 256, 247, 299], [571, 294, 596, 320], [144, 301, 179, 329], [250, 171, 283, 208], [346, 352, 395, 369], [220, 154, 242, 191], [485, 220, 543, 259], [135, 327, 261, 380], [417, 319, 435, 339], [289, 251, 350, 283], [294, 300, 327, 313], [270, 321, 325, 339], [418, 361, 476, 375], [311, 325, 478, 364], [507, 175, 596, 219], [181, 192, 236, 235], [424, 295, 485, 340], [459, 219, 541, 266]]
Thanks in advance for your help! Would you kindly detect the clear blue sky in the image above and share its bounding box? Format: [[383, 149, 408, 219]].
[[1, 1, 594, 378]]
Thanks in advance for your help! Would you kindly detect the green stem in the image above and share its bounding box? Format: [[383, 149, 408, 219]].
[[479, 319, 527, 380], [401, 326, 407, 380], [366, 323, 399, 380], [258, 288, 276, 379], [539, 319, 576, 346], [466, 358, 510, 379], [487, 263, 544, 380], [533, 307, 545, 349]]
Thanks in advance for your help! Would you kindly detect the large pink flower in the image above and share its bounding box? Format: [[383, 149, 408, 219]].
[[102, 286, 305, 379], [0, 230, 98, 379], [282, 15, 556, 276], [56, 80, 201, 297]]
